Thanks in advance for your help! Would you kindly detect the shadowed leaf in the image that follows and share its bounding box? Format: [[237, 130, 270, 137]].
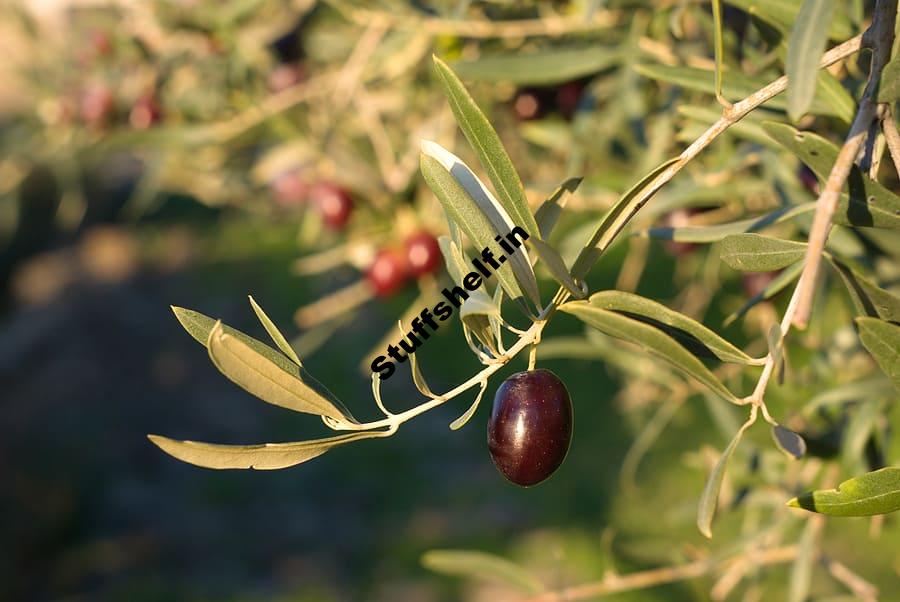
[[772, 425, 807, 459], [721, 234, 807, 271], [856, 318, 900, 390], [788, 467, 900, 516]]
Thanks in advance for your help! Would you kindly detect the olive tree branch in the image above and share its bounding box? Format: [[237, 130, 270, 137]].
[[518, 545, 799, 602], [792, 0, 899, 328], [881, 106, 900, 175]]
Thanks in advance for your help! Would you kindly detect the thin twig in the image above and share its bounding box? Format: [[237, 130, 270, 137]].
[[324, 0, 620, 38], [881, 106, 900, 175], [792, 0, 898, 328], [519, 546, 798, 602]]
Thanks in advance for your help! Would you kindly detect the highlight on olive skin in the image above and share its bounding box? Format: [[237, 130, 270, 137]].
[[487, 369, 573, 487]]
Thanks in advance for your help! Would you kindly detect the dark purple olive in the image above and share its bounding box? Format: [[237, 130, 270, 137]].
[[487, 369, 573, 487]]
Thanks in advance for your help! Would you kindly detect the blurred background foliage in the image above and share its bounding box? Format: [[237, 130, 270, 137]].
[[0, 0, 898, 600]]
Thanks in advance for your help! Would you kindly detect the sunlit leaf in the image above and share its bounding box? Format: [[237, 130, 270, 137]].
[[421, 550, 544, 594], [828, 257, 900, 322], [451, 46, 619, 86], [571, 158, 679, 280], [171, 306, 357, 422], [584, 291, 761, 365], [697, 419, 752, 538], [248, 295, 302, 367], [636, 64, 852, 121], [786, 0, 836, 121], [788, 467, 900, 516], [720, 233, 808, 271], [432, 56, 540, 238], [147, 430, 390, 470], [421, 144, 540, 307], [763, 122, 900, 230], [560, 302, 738, 402], [207, 322, 348, 422], [856, 318, 900, 390], [450, 380, 487, 430], [529, 237, 583, 298], [535, 176, 582, 239]]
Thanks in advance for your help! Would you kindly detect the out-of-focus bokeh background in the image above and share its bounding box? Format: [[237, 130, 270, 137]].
[[2, 1, 898, 600]]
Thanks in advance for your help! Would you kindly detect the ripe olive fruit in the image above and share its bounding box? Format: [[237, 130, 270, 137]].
[[487, 369, 573, 487], [366, 249, 409, 297], [310, 183, 353, 229], [404, 231, 441, 277]]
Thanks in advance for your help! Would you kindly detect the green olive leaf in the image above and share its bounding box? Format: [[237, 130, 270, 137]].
[[635, 64, 852, 121], [571, 157, 680, 280], [876, 54, 900, 103], [720, 234, 808, 272], [584, 291, 762, 365], [171, 306, 358, 422], [786, 0, 836, 121], [147, 430, 391, 470], [535, 176, 583, 239], [421, 549, 544, 594], [450, 46, 619, 86], [207, 322, 350, 422], [856, 318, 900, 391], [787, 466, 900, 516], [842, 400, 882, 473], [788, 515, 819, 602], [828, 257, 900, 323], [772, 425, 807, 459], [723, 0, 853, 39], [644, 203, 815, 243], [529, 237, 584, 299], [560, 302, 739, 402], [697, 417, 753, 538], [762, 122, 900, 230], [432, 56, 540, 239], [248, 295, 302, 366], [450, 379, 487, 431], [421, 144, 540, 307]]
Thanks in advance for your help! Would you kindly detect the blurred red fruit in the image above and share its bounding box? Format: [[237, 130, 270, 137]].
[[741, 271, 778, 298], [798, 165, 820, 196], [267, 63, 306, 92], [366, 249, 409, 297], [513, 90, 545, 121], [311, 183, 353, 229], [404, 232, 441, 277], [90, 31, 112, 57], [271, 171, 308, 207], [129, 94, 162, 129], [80, 84, 115, 126], [555, 82, 584, 119], [661, 209, 698, 256]]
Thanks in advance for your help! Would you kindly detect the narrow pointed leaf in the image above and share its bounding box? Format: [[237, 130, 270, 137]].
[[787, 467, 900, 516], [697, 419, 751, 538], [712, 0, 727, 102], [856, 318, 900, 390], [409, 351, 436, 398], [828, 257, 900, 322], [421, 550, 544, 594], [207, 322, 348, 422], [584, 291, 762, 365], [422, 145, 540, 306], [763, 122, 900, 230], [530, 237, 584, 298], [772, 425, 807, 459], [171, 306, 357, 422], [248, 295, 302, 367], [535, 176, 582, 239], [877, 55, 900, 103], [720, 234, 808, 271], [450, 380, 488, 430], [451, 47, 619, 86], [572, 158, 679, 279], [432, 56, 540, 238], [786, 0, 835, 121], [644, 203, 815, 243], [147, 430, 389, 470], [788, 516, 818, 602], [560, 302, 738, 402]]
